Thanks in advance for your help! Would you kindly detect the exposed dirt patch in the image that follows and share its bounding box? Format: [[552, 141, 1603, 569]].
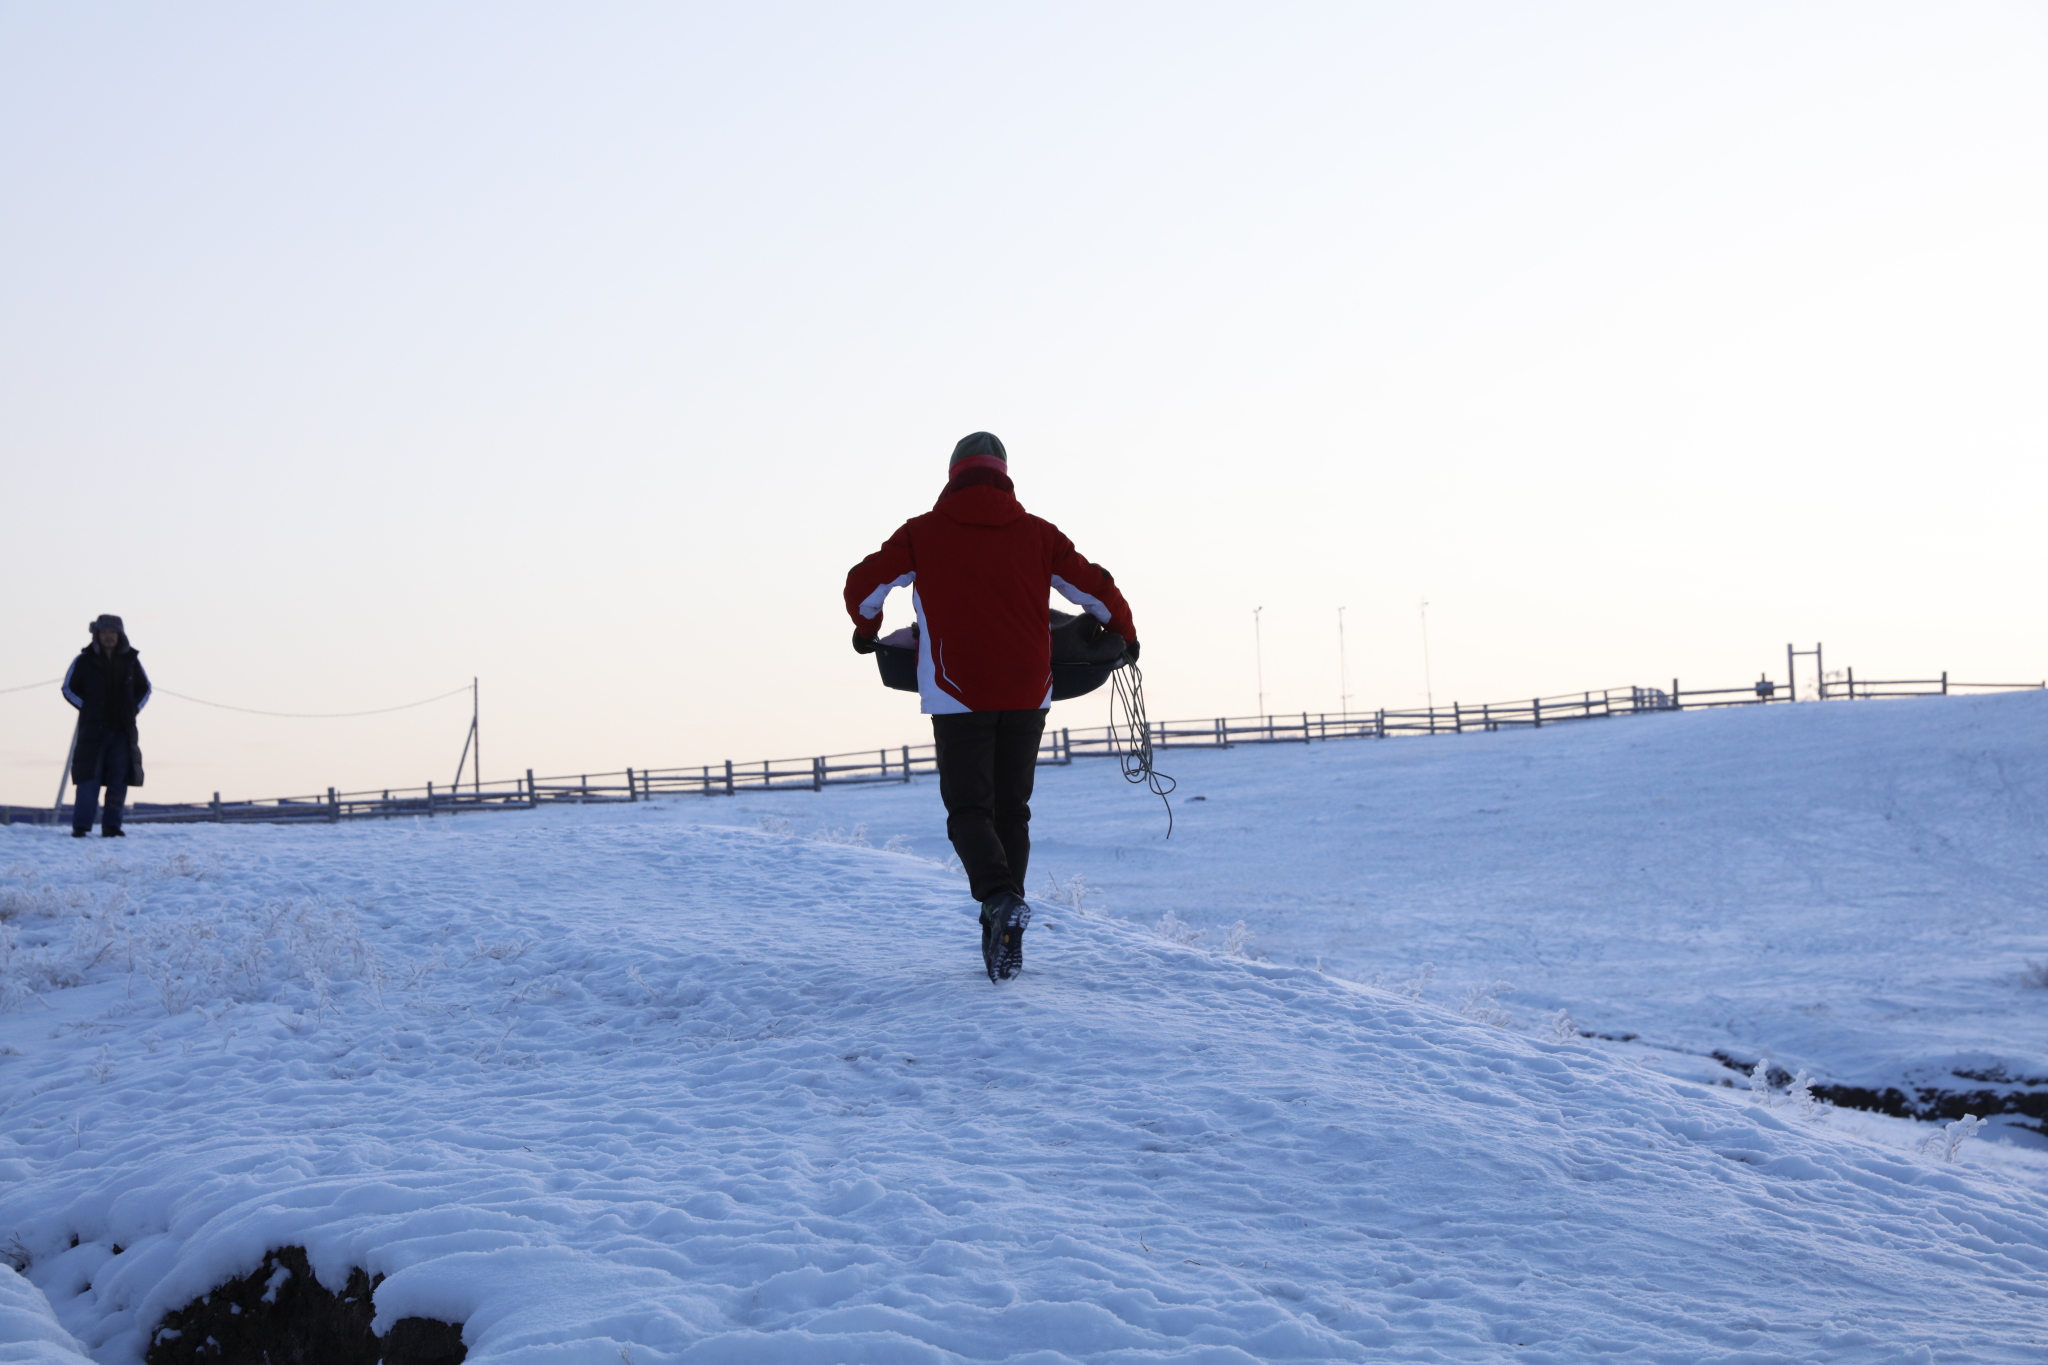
[[145, 1246, 464, 1365], [1712, 1051, 2048, 1136]]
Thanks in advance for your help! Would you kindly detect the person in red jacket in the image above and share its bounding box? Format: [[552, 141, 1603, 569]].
[[845, 432, 1137, 982]]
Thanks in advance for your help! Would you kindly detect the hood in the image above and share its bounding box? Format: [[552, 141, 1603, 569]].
[[934, 470, 1027, 527]]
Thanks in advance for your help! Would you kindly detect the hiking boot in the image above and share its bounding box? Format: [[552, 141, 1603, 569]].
[[978, 896, 1005, 982], [992, 893, 1031, 981]]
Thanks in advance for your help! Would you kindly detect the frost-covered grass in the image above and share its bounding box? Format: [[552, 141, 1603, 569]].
[[3, 694, 2048, 1361]]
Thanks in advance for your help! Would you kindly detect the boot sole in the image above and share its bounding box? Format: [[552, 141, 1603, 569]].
[[995, 900, 1032, 980]]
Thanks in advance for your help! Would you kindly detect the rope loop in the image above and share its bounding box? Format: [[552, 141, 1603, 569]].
[[1106, 660, 1176, 837]]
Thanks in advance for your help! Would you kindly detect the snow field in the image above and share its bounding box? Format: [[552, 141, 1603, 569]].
[[3, 776, 2048, 1361], [702, 690, 2048, 1133], [0, 1265, 91, 1365]]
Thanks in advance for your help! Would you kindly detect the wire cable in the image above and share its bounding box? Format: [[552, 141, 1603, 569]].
[[1106, 659, 1176, 838], [0, 678, 61, 695], [154, 685, 473, 719]]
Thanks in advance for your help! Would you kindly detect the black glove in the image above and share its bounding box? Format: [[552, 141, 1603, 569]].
[[1123, 639, 1141, 665], [852, 629, 879, 655]]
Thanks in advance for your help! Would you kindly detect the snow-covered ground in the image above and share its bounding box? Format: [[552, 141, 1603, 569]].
[[705, 690, 2048, 1136], [3, 693, 2047, 1361]]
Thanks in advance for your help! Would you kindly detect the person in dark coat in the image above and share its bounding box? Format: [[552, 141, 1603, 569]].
[[61, 614, 151, 838]]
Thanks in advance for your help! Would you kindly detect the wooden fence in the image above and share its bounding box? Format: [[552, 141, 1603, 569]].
[[5, 668, 2041, 828]]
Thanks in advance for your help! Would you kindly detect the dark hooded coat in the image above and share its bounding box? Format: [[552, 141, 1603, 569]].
[[62, 638, 150, 787]]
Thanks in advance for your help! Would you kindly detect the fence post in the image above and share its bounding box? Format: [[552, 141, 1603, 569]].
[[426, 780, 435, 817], [212, 791, 222, 823], [1942, 671, 1948, 696], [1532, 699, 1541, 729], [902, 745, 912, 783], [626, 767, 637, 801], [1846, 667, 1855, 700], [813, 757, 824, 792], [724, 760, 735, 796], [1301, 711, 1310, 744], [1063, 727, 1072, 763], [1672, 679, 1680, 710], [328, 787, 339, 823]]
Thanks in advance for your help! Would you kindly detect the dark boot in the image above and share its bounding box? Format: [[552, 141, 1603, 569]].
[[981, 892, 1032, 982], [978, 897, 1003, 982]]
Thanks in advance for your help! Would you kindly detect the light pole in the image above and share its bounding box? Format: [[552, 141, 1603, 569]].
[[1254, 606, 1266, 716], [1419, 599, 1435, 711], [1338, 606, 1351, 714]]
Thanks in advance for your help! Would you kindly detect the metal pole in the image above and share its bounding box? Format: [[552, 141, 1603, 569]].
[[1337, 606, 1350, 714], [1419, 598, 1436, 712], [1254, 606, 1265, 716], [53, 717, 79, 827], [451, 708, 475, 791], [473, 677, 480, 794]]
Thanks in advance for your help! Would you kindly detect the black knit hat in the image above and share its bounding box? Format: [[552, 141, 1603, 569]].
[[949, 432, 1007, 468], [89, 614, 125, 636]]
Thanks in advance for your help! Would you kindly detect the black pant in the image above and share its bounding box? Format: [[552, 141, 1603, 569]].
[[74, 732, 132, 836], [932, 709, 1048, 903]]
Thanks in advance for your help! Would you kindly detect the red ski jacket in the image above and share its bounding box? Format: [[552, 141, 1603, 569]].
[[844, 468, 1137, 714]]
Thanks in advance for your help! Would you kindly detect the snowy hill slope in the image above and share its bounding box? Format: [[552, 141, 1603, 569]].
[[5, 787, 2048, 1361], [700, 690, 2048, 1135]]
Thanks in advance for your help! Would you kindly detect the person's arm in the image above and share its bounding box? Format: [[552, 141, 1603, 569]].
[[1047, 530, 1136, 644], [843, 522, 917, 644], [60, 658, 84, 711], [134, 659, 152, 712]]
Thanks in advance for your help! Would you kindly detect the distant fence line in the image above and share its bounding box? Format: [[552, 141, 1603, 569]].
[[5, 668, 2043, 829]]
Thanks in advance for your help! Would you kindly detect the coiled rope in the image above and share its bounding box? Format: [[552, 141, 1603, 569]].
[[1107, 659, 1176, 838]]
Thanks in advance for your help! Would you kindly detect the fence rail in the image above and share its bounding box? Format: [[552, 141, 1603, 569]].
[[6, 667, 2042, 829]]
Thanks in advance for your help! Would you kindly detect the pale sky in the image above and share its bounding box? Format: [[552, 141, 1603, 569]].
[[3, 3, 2044, 805]]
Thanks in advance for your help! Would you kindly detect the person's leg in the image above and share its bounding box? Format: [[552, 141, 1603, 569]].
[[932, 712, 1010, 902], [990, 709, 1049, 898], [98, 737, 131, 836], [72, 781, 100, 837]]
